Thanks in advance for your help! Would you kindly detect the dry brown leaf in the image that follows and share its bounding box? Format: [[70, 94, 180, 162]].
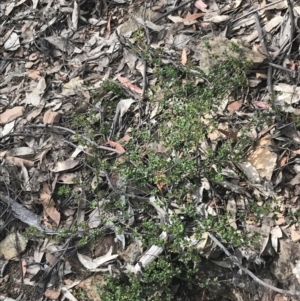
[[44, 289, 60, 300], [168, 16, 183, 23], [106, 140, 125, 153], [247, 135, 277, 181], [64, 279, 74, 286], [227, 101, 242, 113], [77, 274, 105, 301], [291, 229, 300, 242], [0, 232, 27, 260], [279, 156, 287, 167], [0, 106, 24, 124], [293, 149, 300, 155], [23, 77, 47, 106], [152, 5, 162, 11], [5, 157, 34, 168], [275, 214, 285, 226], [117, 75, 142, 94], [253, 100, 270, 109], [25, 62, 34, 68], [26, 105, 44, 122], [22, 259, 27, 276], [58, 173, 77, 184], [40, 182, 61, 226], [27, 70, 41, 80], [43, 110, 61, 124], [194, 0, 209, 12], [15, 46, 24, 57], [183, 12, 205, 21], [218, 129, 238, 141], [181, 48, 187, 65], [274, 294, 287, 301], [183, 12, 204, 25], [119, 134, 131, 144]]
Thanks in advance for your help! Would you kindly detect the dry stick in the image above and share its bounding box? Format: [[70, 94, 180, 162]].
[[286, 0, 295, 57], [153, 0, 194, 23], [253, 13, 270, 59], [268, 62, 295, 73], [206, 231, 300, 296], [61, 139, 95, 157], [141, 2, 149, 98], [25, 124, 123, 154], [253, 12, 274, 95]]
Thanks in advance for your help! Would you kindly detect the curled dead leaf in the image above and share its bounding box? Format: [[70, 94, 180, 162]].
[[106, 140, 125, 153], [117, 75, 142, 94]]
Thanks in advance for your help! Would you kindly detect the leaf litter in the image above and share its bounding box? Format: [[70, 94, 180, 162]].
[[1, 0, 300, 300]]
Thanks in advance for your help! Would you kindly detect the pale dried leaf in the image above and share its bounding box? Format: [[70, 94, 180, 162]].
[[227, 196, 237, 229], [4, 32, 20, 51], [0, 106, 24, 124], [51, 159, 80, 172], [72, 1, 79, 31], [0, 233, 27, 260], [27, 70, 41, 80], [247, 135, 277, 181], [43, 110, 61, 124], [291, 229, 300, 242], [89, 207, 102, 228], [271, 226, 283, 238], [45, 289, 60, 299], [118, 98, 135, 119], [167, 15, 183, 23], [253, 100, 270, 109], [205, 15, 231, 23], [22, 259, 27, 276], [117, 75, 142, 94], [6, 147, 35, 158], [44, 36, 75, 55], [78, 246, 118, 270], [61, 287, 78, 301], [227, 101, 242, 113], [58, 173, 77, 184], [194, 0, 209, 12], [106, 140, 125, 153], [23, 77, 46, 106], [62, 77, 84, 96], [238, 162, 260, 183], [274, 294, 287, 301], [181, 48, 187, 65], [5, 157, 34, 168], [77, 275, 104, 301], [40, 182, 61, 226]]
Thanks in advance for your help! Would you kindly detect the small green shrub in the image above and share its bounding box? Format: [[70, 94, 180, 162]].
[[70, 41, 274, 300]]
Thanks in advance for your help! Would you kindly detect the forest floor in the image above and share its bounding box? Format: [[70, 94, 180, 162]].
[[1, 0, 300, 300]]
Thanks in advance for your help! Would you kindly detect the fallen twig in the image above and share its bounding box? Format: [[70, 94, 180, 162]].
[[25, 124, 123, 154], [253, 13, 270, 59], [206, 230, 300, 296], [286, 0, 295, 57]]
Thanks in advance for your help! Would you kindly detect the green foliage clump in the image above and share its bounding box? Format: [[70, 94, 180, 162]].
[[71, 38, 272, 300]]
